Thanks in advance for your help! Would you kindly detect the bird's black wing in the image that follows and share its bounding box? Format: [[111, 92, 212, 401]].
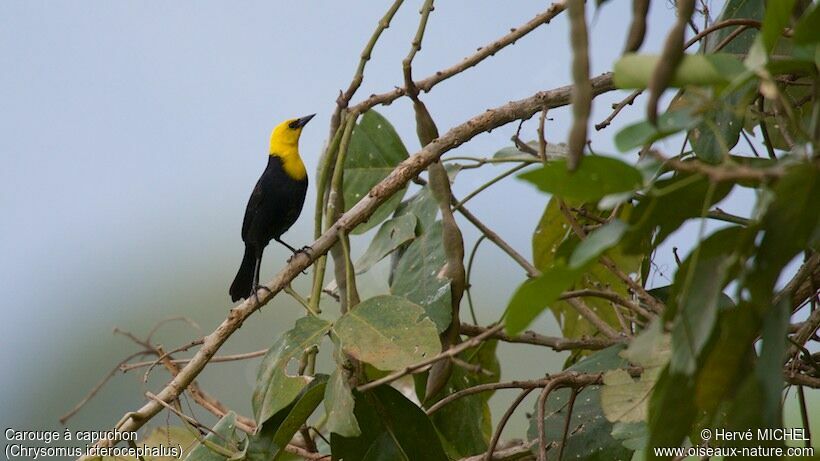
[[241, 177, 265, 242]]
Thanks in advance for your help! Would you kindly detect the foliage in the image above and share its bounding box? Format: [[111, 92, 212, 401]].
[[89, 1, 820, 460]]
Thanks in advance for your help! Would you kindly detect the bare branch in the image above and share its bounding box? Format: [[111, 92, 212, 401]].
[[460, 323, 623, 351]]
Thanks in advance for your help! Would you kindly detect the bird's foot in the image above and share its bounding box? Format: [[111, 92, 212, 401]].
[[251, 285, 272, 305], [288, 245, 313, 261], [287, 246, 313, 275]]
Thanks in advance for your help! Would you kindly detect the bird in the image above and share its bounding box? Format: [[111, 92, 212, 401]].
[[230, 114, 315, 302]]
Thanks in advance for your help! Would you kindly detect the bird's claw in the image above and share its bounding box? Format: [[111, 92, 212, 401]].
[[287, 245, 313, 262], [287, 246, 313, 274], [251, 285, 272, 305]]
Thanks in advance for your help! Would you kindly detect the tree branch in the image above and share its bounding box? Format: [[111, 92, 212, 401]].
[[83, 73, 616, 457]]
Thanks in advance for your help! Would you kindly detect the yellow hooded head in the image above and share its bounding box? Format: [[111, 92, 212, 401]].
[[268, 114, 315, 180]]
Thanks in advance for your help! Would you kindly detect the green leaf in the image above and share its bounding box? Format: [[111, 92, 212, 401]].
[[184, 412, 242, 461], [747, 163, 820, 306], [504, 265, 580, 335], [355, 214, 417, 274], [425, 341, 500, 458], [344, 110, 409, 234], [614, 53, 747, 89], [532, 198, 572, 271], [615, 110, 700, 152], [390, 221, 452, 332], [334, 295, 441, 371], [518, 157, 642, 202], [754, 298, 789, 427], [601, 321, 670, 424], [612, 422, 648, 451], [794, 3, 820, 44], [324, 368, 361, 438], [569, 220, 628, 269], [331, 386, 448, 461], [693, 303, 757, 417], [761, 0, 796, 51], [668, 226, 745, 375], [622, 173, 733, 253], [689, 99, 745, 164], [647, 368, 697, 460], [530, 199, 639, 339], [394, 186, 439, 234], [706, 0, 764, 53], [247, 376, 329, 461], [252, 316, 332, 425], [139, 427, 199, 461], [528, 345, 634, 461]]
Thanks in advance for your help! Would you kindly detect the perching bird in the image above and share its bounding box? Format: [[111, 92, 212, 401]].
[[230, 114, 315, 302]]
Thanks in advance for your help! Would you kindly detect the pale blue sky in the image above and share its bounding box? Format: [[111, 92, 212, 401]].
[[6, 0, 771, 440]]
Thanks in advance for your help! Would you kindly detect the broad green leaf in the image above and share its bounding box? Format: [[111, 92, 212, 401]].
[[530, 199, 638, 339], [611, 422, 648, 451], [355, 214, 417, 274], [518, 156, 642, 202], [504, 265, 580, 335], [746, 163, 820, 306], [622, 174, 733, 254], [528, 345, 633, 461], [334, 295, 440, 371], [689, 95, 746, 164], [755, 298, 789, 427], [331, 385, 448, 461], [532, 197, 572, 271], [344, 110, 409, 234], [614, 53, 746, 89], [705, 0, 763, 53], [601, 369, 652, 423], [252, 316, 332, 425], [569, 219, 628, 269], [794, 3, 820, 44], [615, 110, 700, 152], [247, 376, 329, 461], [761, 0, 796, 51], [425, 340, 500, 458], [647, 368, 697, 460], [324, 368, 361, 438], [184, 412, 242, 461], [693, 303, 757, 417], [394, 186, 439, 234], [96, 427, 199, 461], [668, 226, 746, 375], [601, 321, 670, 424], [722, 375, 783, 451], [390, 221, 452, 332]]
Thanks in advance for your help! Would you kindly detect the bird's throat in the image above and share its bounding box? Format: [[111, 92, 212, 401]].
[[270, 149, 307, 181]]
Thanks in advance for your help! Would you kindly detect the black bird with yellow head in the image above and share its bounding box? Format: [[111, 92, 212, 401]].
[[230, 114, 314, 302]]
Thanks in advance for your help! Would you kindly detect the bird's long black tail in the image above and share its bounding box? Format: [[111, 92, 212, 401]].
[[230, 246, 255, 302]]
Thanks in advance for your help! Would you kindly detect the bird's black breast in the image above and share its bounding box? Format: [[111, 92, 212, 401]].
[[241, 156, 308, 248]]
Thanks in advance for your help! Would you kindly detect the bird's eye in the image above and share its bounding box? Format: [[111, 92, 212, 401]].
[[288, 120, 300, 129]]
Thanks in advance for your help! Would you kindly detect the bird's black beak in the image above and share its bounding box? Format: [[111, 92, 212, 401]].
[[294, 114, 316, 128]]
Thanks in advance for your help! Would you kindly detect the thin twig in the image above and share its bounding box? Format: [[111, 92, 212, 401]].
[[485, 389, 535, 461], [350, 2, 569, 114], [460, 323, 622, 351], [60, 351, 152, 424], [357, 324, 504, 392], [557, 389, 578, 461], [537, 379, 563, 461]]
